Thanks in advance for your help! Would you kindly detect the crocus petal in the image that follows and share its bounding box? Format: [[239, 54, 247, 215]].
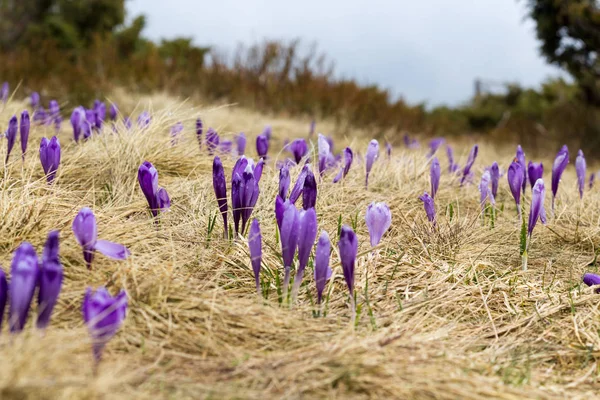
[[248, 219, 262, 293], [528, 179, 545, 236], [583, 273, 600, 293], [527, 161, 544, 189], [419, 192, 436, 223], [0, 268, 6, 331], [37, 230, 63, 329], [551, 145, 569, 201], [314, 230, 332, 304], [302, 169, 317, 210], [338, 226, 358, 298], [507, 161, 524, 213], [279, 164, 290, 200], [490, 162, 499, 198], [280, 203, 299, 268], [296, 208, 318, 275], [365, 202, 392, 247], [72, 207, 98, 248], [576, 149, 586, 199], [9, 242, 39, 332], [460, 145, 478, 185], [516, 145, 527, 194], [365, 139, 379, 186], [95, 240, 130, 260], [430, 157, 440, 199]]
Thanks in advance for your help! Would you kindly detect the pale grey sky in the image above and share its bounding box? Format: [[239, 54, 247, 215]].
[[127, 0, 566, 107]]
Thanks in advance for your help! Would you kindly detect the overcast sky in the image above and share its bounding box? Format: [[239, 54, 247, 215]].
[[128, 0, 566, 107]]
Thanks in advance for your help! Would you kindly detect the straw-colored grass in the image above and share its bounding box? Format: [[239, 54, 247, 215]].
[[0, 91, 599, 399]]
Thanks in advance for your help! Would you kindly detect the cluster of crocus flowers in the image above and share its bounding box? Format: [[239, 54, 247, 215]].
[[365, 202, 392, 247], [232, 156, 263, 236], [333, 147, 353, 183], [39, 136, 61, 183], [507, 161, 524, 220], [551, 145, 569, 213], [72, 207, 131, 269], [138, 162, 171, 218], [522, 178, 547, 270], [0, 231, 63, 333], [82, 287, 128, 363], [365, 139, 379, 187], [460, 145, 478, 186]]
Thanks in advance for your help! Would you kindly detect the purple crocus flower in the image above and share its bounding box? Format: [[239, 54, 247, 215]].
[[551, 145, 569, 213], [5, 115, 17, 163], [71, 107, 85, 142], [206, 128, 219, 155], [1, 82, 8, 103], [338, 225, 358, 311], [333, 147, 353, 183], [289, 164, 310, 204], [248, 219, 262, 294], [0, 268, 6, 331], [419, 192, 436, 223], [280, 202, 299, 296], [231, 157, 260, 235], [479, 170, 495, 210], [302, 169, 317, 210], [138, 161, 170, 218], [507, 161, 524, 220], [279, 164, 290, 200], [82, 287, 128, 362], [318, 134, 331, 175], [589, 173, 595, 189], [37, 230, 63, 329], [292, 208, 318, 298], [72, 207, 130, 269], [289, 138, 308, 164], [430, 157, 440, 199], [490, 162, 499, 198], [516, 145, 527, 194], [31, 92, 40, 109], [428, 138, 444, 157], [196, 118, 203, 148], [275, 195, 286, 231], [20, 110, 30, 160], [576, 149, 586, 199], [528, 178, 547, 238], [8, 242, 39, 332], [109, 103, 118, 121], [314, 231, 332, 305], [212, 156, 228, 238], [137, 111, 151, 129], [365, 202, 392, 247], [527, 161, 543, 189], [365, 139, 379, 187], [39, 136, 61, 183], [460, 145, 478, 186], [256, 134, 269, 158], [236, 132, 246, 155], [583, 273, 600, 293]]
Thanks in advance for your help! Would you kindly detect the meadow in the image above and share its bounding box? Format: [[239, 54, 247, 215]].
[[0, 90, 599, 400]]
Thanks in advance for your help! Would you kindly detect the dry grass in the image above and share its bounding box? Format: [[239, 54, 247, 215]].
[[0, 92, 599, 399]]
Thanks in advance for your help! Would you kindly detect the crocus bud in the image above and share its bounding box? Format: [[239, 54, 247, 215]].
[[39, 136, 61, 183], [248, 219, 262, 294], [314, 231, 332, 304], [138, 162, 170, 218], [196, 118, 203, 148], [318, 134, 331, 175], [460, 145, 478, 186], [365, 139, 379, 187], [9, 242, 39, 332], [289, 138, 308, 164], [82, 287, 128, 362], [279, 164, 290, 200], [274, 195, 286, 231], [293, 208, 318, 296], [0, 268, 6, 330], [30, 92, 40, 109], [37, 230, 63, 329], [236, 132, 246, 155], [490, 162, 499, 198], [576, 149, 586, 199], [212, 156, 228, 238], [1, 82, 8, 103], [365, 202, 392, 247], [302, 169, 317, 210], [527, 161, 543, 189], [419, 192, 436, 223], [551, 145, 569, 212], [70, 107, 84, 142], [280, 202, 299, 294], [256, 134, 269, 158], [338, 225, 358, 299], [333, 147, 354, 183], [516, 145, 527, 194], [528, 179, 547, 237], [206, 128, 219, 155], [583, 273, 600, 293], [72, 207, 130, 269], [430, 157, 440, 199], [20, 110, 30, 160], [507, 161, 524, 220], [479, 170, 495, 210], [289, 164, 310, 204], [5, 115, 17, 163]]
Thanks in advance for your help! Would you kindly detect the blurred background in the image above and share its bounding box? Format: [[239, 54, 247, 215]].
[[0, 0, 599, 154]]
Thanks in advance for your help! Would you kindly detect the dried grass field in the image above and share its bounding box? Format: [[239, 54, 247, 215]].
[[1, 92, 600, 399]]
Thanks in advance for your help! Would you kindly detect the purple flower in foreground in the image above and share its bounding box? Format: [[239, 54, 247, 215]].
[[583, 273, 600, 293], [72, 208, 130, 269], [289, 138, 308, 164], [206, 128, 219, 154], [419, 192, 436, 223], [248, 219, 262, 294], [236, 132, 247, 155], [516, 145, 527, 194], [1, 82, 8, 103], [507, 161, 524, 220], [293, 208, 318, 298], [138, 161, 170, 218], [8, 242, 39, 332], [196, 118, 203, 148], [39, 136, 61, 183], [30, 92, 40, 109], [576, 149, 586, 199], [430, 157, 440, 199], [365, 139, 379, 187], [83, 287, 127, 362], [37, 230, 63, 329], [302, 169, 317, 210], [527, 161, 543, 189], [109, 103, 118, 121], [338, 225, 358, 305], [0, 268, 6, 331], [333, 147, 353, 183], [5, 115, 17, 163], [460, 145, 478, 186], [314, 231, 332, 305], [479, 170, 495, 210], [528, 178, 547, 237], [366, 202, 392, 247], [280, 202, 299, 296], [256, 134, 269, 158], [279, 164, 290, 200], [551, 145, 569, 212], [590, 173, 595, 190], [20, 110, 30, 160], [213, 156, 229, 238], [490, 162, 499, 198]]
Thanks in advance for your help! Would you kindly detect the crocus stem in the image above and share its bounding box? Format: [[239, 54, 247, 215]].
[[282, 267, 291, 304], [518, 203, 522, 223], [349, 293, 356, 325], [522, 236, 530, 271], [291, 269, 305, 304]]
